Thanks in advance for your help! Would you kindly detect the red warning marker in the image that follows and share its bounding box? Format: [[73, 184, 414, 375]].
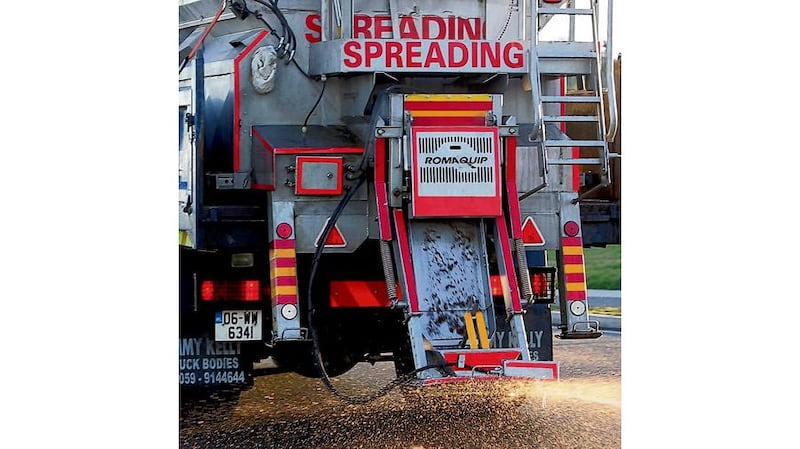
[[314, 219, 347, 248], [521, 216, 545, 246]]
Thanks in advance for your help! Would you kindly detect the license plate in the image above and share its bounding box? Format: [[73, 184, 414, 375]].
[[214, 310, 262, 341]]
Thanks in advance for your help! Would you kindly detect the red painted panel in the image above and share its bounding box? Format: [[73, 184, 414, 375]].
[[252, 128, 276, 190], [496, 215, 522, 312], [504, 136, 522, 239], [441, 350, 521, 369], [295, 156, 344, 195], [393, 209, 420, 313], [329, 280, 394, 308], [411, 116, 485, 126], [412, 196, 502, 217], [374, 138, 391, 240], [274, 147, 364, 155]]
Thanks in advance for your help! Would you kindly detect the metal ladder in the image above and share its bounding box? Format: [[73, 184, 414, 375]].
[[528, 0, 618, 200]]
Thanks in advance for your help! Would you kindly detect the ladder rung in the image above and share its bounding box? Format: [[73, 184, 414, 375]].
[[538, 8, 593, 15], [537, 42, 597, 59], [542, 96, 601, 103], [549, 158, 603, 165], [543, 115, 599, 122], [545, 140, 606, 147]]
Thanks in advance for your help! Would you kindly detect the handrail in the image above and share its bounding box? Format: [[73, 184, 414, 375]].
[[604, 0, 618, 141], [528, 1, 545, 143]]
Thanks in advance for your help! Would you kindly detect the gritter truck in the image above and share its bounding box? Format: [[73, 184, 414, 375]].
[[178, 0, 620, 398]]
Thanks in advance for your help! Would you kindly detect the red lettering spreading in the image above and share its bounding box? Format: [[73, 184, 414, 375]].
[[341, 40, 525, 71], [305, 14, 321, 43], [364, 41, 382, 67], [399, 16, 419, 39], [306, 13, 489, 43], [448, 42, 469, 68], [480, 41, 500, 68], [406, 41, 422, 68], [302, 13, 525, 71], [423, 42, 446, 68], [385, 41, 403, 67], [353, 15, 372, 38], [457, 17, 482, 40], [421, 16, 445, 39], [503, 42, 524, 68], [446, 16, 456, 39], [343, 40, 362, 68], [374, 15, 392, 39]]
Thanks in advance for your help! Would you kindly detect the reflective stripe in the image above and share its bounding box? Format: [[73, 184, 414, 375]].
[[562, 246, 583, 256], [464, 312, 479, 350], [270, 248, 296, 259], [474, 311, 490, 349], [566, 281, 587, 292], [564, 264, 584, 274], [274, 285, 298, 296], [273, 267, 297, 277], [406, 94, 491, 102], [409, 109, 487, 117]]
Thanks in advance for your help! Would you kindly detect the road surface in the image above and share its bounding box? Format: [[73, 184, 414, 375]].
[[180, 332, 620, 448]]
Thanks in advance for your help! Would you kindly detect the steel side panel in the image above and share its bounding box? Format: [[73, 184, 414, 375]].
[[407, 220, 494, 346]]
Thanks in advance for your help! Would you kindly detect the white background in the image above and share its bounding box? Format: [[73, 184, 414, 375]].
[[2, 0, 799, 447]]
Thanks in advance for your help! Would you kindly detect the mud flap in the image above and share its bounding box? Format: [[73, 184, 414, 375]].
[[493, 303, 553, 361]]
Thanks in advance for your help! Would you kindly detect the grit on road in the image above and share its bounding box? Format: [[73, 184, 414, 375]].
[[180, 332, 621, 449]]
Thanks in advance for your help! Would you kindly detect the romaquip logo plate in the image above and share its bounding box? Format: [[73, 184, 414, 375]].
[[410, 127, 501, 218]]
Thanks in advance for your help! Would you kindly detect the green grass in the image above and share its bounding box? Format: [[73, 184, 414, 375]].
[[546, 244, 621, 290], [583, 245, 621, 290]]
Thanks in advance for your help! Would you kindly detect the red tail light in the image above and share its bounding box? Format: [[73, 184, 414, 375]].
[[201, 280, 215, 301], [531, 273, 548, 297], [242, 280, 260, 301], [489, 275, 503, 297], [199, 280, 264, 301]]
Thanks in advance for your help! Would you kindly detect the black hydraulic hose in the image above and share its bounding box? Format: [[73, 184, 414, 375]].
[[305, 177, 455, 404], [302, 79, 327, 133], [246, 0, 315, 79]]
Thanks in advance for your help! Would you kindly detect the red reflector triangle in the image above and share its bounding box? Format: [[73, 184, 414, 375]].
[[315, 219, 348, 248], [521, 216, 545, 246]]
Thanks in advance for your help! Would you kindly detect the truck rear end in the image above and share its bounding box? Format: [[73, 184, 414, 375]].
[[178, 0, 619, 398]]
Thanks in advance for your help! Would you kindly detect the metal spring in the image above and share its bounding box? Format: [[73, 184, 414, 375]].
[[380, 240, 398, 301], [514, 238, 533, 301]]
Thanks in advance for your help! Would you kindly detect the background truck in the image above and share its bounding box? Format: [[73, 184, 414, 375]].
[[178, 0, 620, 398]]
